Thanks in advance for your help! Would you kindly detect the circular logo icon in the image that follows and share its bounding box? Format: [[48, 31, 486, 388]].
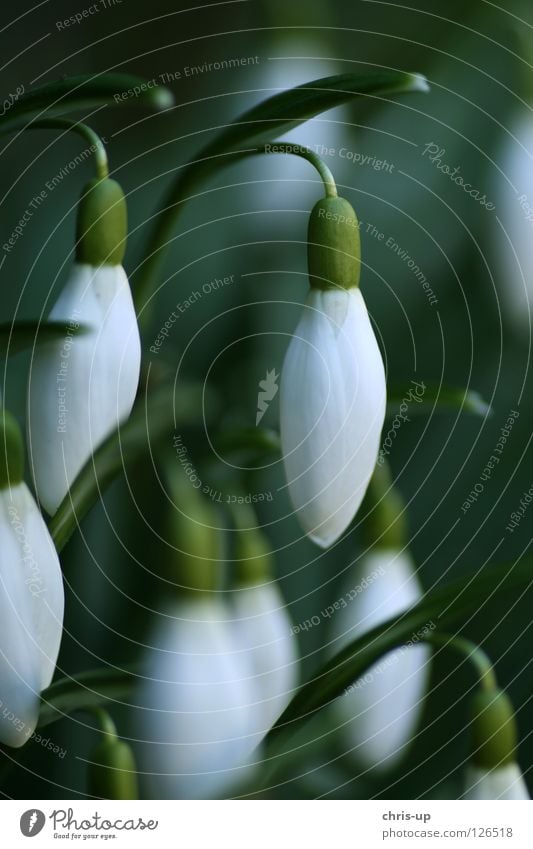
[[20, 810, 46, 837]]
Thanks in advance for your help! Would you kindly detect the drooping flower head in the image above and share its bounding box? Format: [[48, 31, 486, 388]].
[[0, 409, 64, 747], [27, 177, 141, 515], [280, 194, 386, 547], [464, 687, 529, 800], [331, 464, 429, 772], [231, 503, 298, 735], [136, 475, 254, 800]]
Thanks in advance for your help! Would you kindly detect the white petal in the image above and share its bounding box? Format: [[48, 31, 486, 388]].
[[27, 263, 141, 514], [233, 582, 298, 735], [280, 287, 386, 546], [0, 483, 64, 747], [492, 112, 533, 329], [463, 763, 530, 800], [331, 549, 429, 771], [136, 597, 255, 800]]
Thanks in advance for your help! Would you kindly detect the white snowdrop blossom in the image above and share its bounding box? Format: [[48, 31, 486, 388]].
[[27, 178, 140, 515], [492, 110, 533, 330], [137, 596, 255, 800], [464, 763, 529, 800], [28, 263, 141, 514], [331, 549, 429, 772], [281, 286, 386, 546], [233, 581, 298, 735], [0, 412, 64, 748]]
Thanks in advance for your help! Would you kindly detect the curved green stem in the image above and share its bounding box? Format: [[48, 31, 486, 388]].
[[255, 142, 337, 197], [423, 633, 498, 693], [134, 142, 337, 317], [26, 118, 109, 179], [86, 707, 118, 740]]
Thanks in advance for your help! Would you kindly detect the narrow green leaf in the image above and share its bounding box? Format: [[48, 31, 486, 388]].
[[0, 320, 89, 359], [0, 73, 174, 135], [135, 70, 429, 309], [38, 667, 136, 729], [387, 384, 491, 417], [264, 556, 533, 754], [49, 380, 208, 552]]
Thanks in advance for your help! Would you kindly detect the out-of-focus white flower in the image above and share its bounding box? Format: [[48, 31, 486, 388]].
[[137, 596, 255, 800], [463, 686, 529, 800], [0, 411, 64, 748], [281, 286, 386, 547], [27, 178, 141, 515], [463, 763, 529, 800], [491, 110, 533, 330], [330, 548, 429, 772], [233, 581, 298, 734]]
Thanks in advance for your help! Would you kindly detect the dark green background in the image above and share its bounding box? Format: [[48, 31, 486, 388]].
[[1, 0, 532, 799]]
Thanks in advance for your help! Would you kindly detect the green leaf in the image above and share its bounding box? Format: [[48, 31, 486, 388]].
[[49, 379, 208, 552], [38, 666, 136, 729], [0, 73, 174, 135], [0, 320, 89, 359], [387, 384, 491, 417], [135, 70, 429, 309], [264, 556, 533, 755]]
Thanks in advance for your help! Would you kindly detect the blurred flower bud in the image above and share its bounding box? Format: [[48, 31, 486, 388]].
[[232, 507, 298, 735], [88, 732, 138, 800], [463, 688, 529, 800]]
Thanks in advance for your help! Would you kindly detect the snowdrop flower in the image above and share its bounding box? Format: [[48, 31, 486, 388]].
[[27, 177, 141, 514], [137, 594, 254, 800], [491, 109, 533, 330], [331, 547, 429, 772], [232, 515, 298, 735], [0, 410, 64, 748], [463, 688, 529, 800], [280, 195, 386, 546], [464, 763, 529, 800], [136, 481, 254, 799]]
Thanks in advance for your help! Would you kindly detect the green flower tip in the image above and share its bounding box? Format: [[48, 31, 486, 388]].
[[470, 688, 518, 769], [235, 527, 274, 585], [308, 196, 361, 291], [76, 177, 127, 266], [87, 737, 138, 800], [0, 409, 24, 490]]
